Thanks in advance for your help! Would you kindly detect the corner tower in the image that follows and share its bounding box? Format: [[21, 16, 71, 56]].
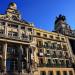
[[54, 14, 71, 35], [6, 2, 21, 20]]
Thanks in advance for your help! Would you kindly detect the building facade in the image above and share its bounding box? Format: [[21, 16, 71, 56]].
[[0, 2, 74, 75]]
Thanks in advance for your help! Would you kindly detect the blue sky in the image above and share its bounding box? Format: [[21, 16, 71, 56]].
[[0, 0, 75, 31]]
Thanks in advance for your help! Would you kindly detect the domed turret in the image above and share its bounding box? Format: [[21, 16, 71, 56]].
[[54, 14, 72, 35], [6, 2, 21, 20], [9, 2, 17, 10]]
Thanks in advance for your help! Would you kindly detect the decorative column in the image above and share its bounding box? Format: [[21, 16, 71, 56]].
[[25, 26, 29, 41], [5, 22, 8, 37], [18, 45, 23, 74], [26, 47, 29, 69], [20, 45, 23, 74], [18, 25, 21, 39], [30, 46, 34, 75], [3, 43, 7, 74], [26, 46, 31, 73]]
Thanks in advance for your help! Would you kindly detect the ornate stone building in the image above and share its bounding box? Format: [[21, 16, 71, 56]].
[[0, 2, 74, 75]]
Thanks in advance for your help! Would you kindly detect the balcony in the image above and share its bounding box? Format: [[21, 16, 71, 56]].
[[8, 35, 19, 40], [8, 35, 31, 42], [7, 32, 32, 42], [38, 63, 46, 67], [21, 34, 30, 42], [46, 59, 53, 67], [21, 33, 33, 42], [57, 51, 63, 58], [46, 63, 53, 67], [45, 50, 50, 57], [52, 59, 60, 67], [43, 45, 49, 48], [0, 30, 32, 43], [51, 51, 57, 58], [0, 30, 5, 38], [63, 51, 69, 59], [60, 60, 66, 67], [57, 45, 62, 50], [65, 60, 72, 68], [37, 41, 43, 48], [62, 45, 67, 51], [53, 63, 60, 67]]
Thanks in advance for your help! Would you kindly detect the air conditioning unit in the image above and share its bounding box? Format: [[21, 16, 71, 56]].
[[39, 52, 44, 56], [46, 53, 50, 56]]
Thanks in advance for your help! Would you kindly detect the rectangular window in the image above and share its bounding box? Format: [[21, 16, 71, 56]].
[[56, 37, 60, 40], [28, 28, 32, 31], [49, 35, 53, 39], [39, 58, 44, 66], [0, 30, 4, 34], [53, 59, 59, 67], [37, 32, 41, 36], [63, 71, 67, 75], [13, 32, 18, 37], [61, 38, 65, 41], [40, 71, 46, 75], [69, 71, 73, 75], [37, 41, 43, 47], [8, 32, 18, 37], [0, 21, 5, 25], [22, 34, 27, 38], [56, 71, 61, 75], [48, 71, 53, 75], [65, 60, 71, 67], [38, 49, 44, 57], [60, 60, 65, 67], [8, 24, 18, 28], [62, 45, 67, 51], [52, 43, 57, 49], [43, 34, 47, 37], [57, 44, 62, 50], [8, 31, 12, 36], [21, 26, 25, 30], [44, 42, 48, 47]]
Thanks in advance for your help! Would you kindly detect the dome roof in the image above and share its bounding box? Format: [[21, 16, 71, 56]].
[[9, 2, 17, 10]]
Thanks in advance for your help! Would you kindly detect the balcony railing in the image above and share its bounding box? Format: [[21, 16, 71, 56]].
[[21, 35, 30, 41], [0, 32, 5, 37], [52, 63, 60, 67], [0, 32, 32, 42], [37, 44, 43, 48], [8, 35, 19, 40], [38, 63, 46, 67], [46, 63, 53, 67]]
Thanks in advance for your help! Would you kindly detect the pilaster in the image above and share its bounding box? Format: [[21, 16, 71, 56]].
[[3, 43, 7, 74]]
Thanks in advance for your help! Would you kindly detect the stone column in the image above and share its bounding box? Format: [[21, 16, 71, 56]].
[[20, 45, 23, 74], [18, 45, 23, 74], [5, 22, 8, 37], [26, 47, 31, 73], [25, 26, 29, 41], [26, 47, 29, 64], [18, 25, 21, 39], [3, 43, 7, 74]]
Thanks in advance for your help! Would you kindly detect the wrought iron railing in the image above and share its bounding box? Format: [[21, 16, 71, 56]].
[[0, 32, 32, 42]]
